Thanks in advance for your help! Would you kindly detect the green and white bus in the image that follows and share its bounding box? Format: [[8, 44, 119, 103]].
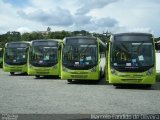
[[3, 42, 30, 75], [28, 39, 62, 78], [0, 48, 3, 68], [61, 36, 106, 82], [106, 33, 156, 87]]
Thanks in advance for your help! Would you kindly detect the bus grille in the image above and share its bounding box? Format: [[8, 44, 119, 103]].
[[10, 68, 22, 72], [121, 79, 142, 82], [71, 75, 88, 79], [70, 72, 88, 74], [36, 72, 49, 75]]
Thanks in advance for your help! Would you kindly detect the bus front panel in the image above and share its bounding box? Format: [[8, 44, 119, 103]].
[[3, 43, 29, 73], [107, 33, 156, 85], [28, 40, 60, 76], [61, 37, 101, 80]]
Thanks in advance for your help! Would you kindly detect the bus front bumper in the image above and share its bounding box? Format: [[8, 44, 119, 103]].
[[61, 70, 100, 80], [28, 65, 59, 76], [109, 73, 156, 85], [3, 64, 27, 73]]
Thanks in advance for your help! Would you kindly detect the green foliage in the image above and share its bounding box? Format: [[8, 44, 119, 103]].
[[21, 32, 44, 41], [72, 30, 90, 36], [2, 30, 159, 49], [92, 32, 106, 43], [0, 31, 21, 48], [155, 37, 160, 42]]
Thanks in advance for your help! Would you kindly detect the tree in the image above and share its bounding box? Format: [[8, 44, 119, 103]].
[[6, 31, 21, 42], [47, 27, 51, 32], [21, 33, 31, 41]]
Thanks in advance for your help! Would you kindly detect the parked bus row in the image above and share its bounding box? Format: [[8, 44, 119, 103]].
[[1, 32, 160, 87]]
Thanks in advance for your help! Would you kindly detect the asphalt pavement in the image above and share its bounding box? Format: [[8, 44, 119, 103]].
[[0, 69, 160, 115]]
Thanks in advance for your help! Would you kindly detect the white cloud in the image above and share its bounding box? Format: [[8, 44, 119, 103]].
[[0, 0, 160, 37], [16, 27, 32, 33], [17, 7, 74, 26], [73, 15, 92, 25], [76, 0, 119, 15], [94, 17, 118, 27], [71, 16, 119, 33], [30, 0, 57, 10]]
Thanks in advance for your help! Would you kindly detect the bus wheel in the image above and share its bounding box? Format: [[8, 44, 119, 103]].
[[113, 84, 120, 87], [35, 75, 40, 78], [10, 72, 14, 75], [24, 72, 28, 75], [67, 79, 72, 83], [145, 84, 152, 88]]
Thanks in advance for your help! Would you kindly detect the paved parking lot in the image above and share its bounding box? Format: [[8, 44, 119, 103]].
[[0, 69, 160, 115]]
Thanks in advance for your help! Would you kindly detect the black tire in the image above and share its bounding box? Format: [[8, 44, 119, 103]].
[[145, 84, 152, 88], [35, 75, 40, 78], [101, 68, 105, 78], [25, 72, 28, 75], [113, 84, 120, 87], [98, 67, 102, 80], [103, 68, 106, 78], [67, 79, 72, 83], [22, 72, 28, 75], [10, 72, 14, 75]]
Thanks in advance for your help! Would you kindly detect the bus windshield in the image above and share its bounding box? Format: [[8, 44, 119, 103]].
[[5, 47, 27, 65], [63, 44, 98, 70], [111, 35, 154, 72], [30, 46, 58, 67]]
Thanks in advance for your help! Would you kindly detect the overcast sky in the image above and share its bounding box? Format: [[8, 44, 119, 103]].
[[0, 0, 160, 37]]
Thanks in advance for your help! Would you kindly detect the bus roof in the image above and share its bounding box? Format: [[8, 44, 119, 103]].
[[5, 41, 30, 47], [30, 39, 62, 46], [31, 39, 62, 43], [6, 41, 30, 44], [64, 36, 96, 40], [64, 36, 106, 46], [31, 39, 62, 41], [113, 32, 153, 37]]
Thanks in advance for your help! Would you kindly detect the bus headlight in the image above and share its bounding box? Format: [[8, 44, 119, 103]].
[[62, 66, 69, 72], [52, 65, 57, 69], [147, 67, 153, 75], [111, 68, 116, 75], [90, 66, 97, 72], [4, 63, 9, 67], [29, 64, 33, 68]]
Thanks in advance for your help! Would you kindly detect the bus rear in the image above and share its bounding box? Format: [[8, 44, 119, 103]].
[[3, 42, 29, 75], [28, 39, 61, 78], [61, 36, 105, 82], [106, 33, 156, 87]]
